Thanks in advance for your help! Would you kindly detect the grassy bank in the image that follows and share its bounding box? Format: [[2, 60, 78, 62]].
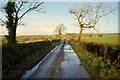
[[70, 41, 120, 79], [2, 40, 61, 80], [81, 35, 119, 46]]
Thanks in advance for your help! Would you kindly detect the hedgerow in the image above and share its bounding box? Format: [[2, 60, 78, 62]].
[[70, 41, 120, 79], [70, 39, 120, 64], [2, 39, 61, 79]]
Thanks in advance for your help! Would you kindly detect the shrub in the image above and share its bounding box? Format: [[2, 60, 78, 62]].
[[70, 41, 120, 79], [74, 40, 120, 64], [2, 39, 60, 79], [98, 34, 103, 37], [89, 34, 92, 37]]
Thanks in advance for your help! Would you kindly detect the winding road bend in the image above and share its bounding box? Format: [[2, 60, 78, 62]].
[[21, 40, 92, 80]]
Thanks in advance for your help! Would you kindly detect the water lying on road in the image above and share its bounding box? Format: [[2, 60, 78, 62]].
[[60, 40, 91, 78], [21, 40, 92, 80]]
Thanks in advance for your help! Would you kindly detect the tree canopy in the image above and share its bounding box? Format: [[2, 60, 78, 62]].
[[69, 2, 117, 41], [54, 24, 67, 36], [0, 0, 44, 44]]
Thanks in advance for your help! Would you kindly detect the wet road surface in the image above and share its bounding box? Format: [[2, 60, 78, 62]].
[[22, 40, 92, 79]]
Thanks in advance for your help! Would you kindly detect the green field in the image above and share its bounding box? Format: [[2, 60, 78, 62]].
[[1, 34, 119, 46], [81, 35, 119, 46], [0, 35, 55, 45]]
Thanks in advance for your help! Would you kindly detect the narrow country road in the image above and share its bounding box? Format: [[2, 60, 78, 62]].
[[21, 40, 92, 80]]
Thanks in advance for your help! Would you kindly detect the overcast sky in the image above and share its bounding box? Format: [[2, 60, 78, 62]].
[[0, 1, 118, 35]]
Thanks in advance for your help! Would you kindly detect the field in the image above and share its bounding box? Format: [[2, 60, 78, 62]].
[[1, 35, 59, 45], [1, 34, 119, 46], [81, 35, 119, 46]]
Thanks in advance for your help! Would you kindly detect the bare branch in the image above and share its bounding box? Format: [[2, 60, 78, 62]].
[[0, 19, 6, 24], [19, 2, 43, 19], [17, 20, 27, 27], [54, 24, 67, 34], [74, 18, 78, 20], [73, 12, 79, 18], [16, 2, 23, 14], [69, 2, 117, 40]]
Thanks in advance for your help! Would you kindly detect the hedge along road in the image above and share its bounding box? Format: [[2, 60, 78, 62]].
[[21, 40, 92, 79]]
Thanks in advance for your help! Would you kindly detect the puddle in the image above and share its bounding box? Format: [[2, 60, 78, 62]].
[[60, 40, 91, 78]]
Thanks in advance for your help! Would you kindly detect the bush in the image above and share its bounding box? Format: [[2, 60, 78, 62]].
[[70, 41, 120, 79], [52, 39, 61, 43], [72, 40, 120, 64], [98, 34, 103, 37], [2, 39, 61, 79], [89, 34, 92, 37]]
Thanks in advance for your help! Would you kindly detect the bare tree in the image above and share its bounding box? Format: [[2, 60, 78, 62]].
[[69, 2, 117, 41], [0, 0, 44, 44], [54, 24, 67, 36]]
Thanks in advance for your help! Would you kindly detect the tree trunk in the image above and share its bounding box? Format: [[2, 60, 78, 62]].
[[5, 2, 17, 44], [77, 18, 83, 41], [77, 27, 83, 41], [8, 27, 17, 44], [7, 17, 18, 44]]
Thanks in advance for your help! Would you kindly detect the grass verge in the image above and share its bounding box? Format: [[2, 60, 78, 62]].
[[69, 41, 120, 79]]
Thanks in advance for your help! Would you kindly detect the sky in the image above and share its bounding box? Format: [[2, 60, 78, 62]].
[[0, 1, 119, 35]]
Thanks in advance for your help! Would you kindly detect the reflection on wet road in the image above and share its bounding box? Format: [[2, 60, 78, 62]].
[[27, 40, 92, 79], [61, 40, 91, 78]]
